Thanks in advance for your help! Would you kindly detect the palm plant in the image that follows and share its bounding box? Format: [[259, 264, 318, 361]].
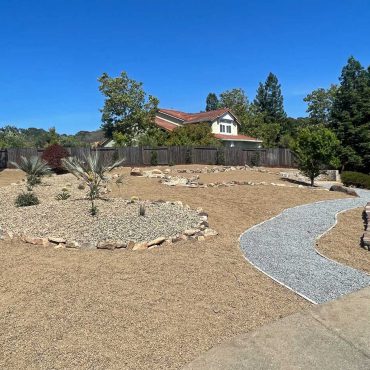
[[62, 152, 124, 215], [11, 156, 51, 190]]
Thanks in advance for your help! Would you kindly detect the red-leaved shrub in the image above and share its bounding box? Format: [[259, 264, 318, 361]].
[[42, 144, 69, 173]]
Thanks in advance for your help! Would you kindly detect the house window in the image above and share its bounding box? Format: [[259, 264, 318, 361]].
[[220, 124, 232, 134]]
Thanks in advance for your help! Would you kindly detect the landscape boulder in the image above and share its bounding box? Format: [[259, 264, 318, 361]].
[[329, 184, 359, 197], [97, 240, 127, 250], [147, 236, 166, 247], [132, 241, 148, 251], [130, 168, 143, 176]]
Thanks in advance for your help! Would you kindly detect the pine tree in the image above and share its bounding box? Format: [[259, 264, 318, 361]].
[[330, 57, 370, 172], [205, 93, 219, 111], [253, 72, 286, 123]]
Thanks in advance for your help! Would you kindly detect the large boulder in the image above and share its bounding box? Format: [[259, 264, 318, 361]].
[[329, 184, 359, 197]]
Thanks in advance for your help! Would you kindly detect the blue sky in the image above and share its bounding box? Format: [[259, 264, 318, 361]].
[[1, 0, 369, 134]]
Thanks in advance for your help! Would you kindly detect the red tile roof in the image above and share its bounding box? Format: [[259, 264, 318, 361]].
[[158, 108, 231, 124], [214, 134, 262, 142], [155, 117, 179, 132], [156, 108, 261, 142]]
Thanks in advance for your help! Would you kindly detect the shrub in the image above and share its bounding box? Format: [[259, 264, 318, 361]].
[[216, 149, 225, 165], [42, 144, 69, 173], [251, 152, 261, 167], [185, 148, 192, 164], [11, 156, 51, 190], [341, 171, 370, 189], [150, 150, 158, 166], [15, 192, 39, 207], [62, 152, 124, 216], [55, 188, 71, 200]]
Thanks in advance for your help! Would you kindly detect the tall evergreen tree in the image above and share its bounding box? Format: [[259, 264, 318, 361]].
[[330, 57, 370, 172], [205, 93, 219, 111], [253, 72, 286, 123]]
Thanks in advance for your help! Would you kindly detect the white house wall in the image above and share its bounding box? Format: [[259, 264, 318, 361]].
[[211, 118, 238, 135]]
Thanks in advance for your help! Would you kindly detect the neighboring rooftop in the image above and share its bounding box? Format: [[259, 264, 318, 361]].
[[158, 108, 232, 124]]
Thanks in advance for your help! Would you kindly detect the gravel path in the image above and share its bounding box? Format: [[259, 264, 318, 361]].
[[240, 188, 370, 304]]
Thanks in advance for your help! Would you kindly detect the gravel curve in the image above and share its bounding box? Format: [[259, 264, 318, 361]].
[[240, 188, 370, 304]]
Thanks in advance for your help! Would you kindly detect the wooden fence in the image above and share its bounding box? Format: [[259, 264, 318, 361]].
[[0, 146, 297, 169]]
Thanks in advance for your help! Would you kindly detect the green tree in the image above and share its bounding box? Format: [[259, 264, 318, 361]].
[[98, 71, 159, 144], [330, 57, 370, 172], [253, 72, 286, 123], [136, 127, 168, 147], [304, 85, 337, 125], [205, 93, 219, 111], [293, 126, 340, 186], [166, 123, 221, 146], [47, 127, 60, 145], [218, 88, 249, 122], [0, 126, 28, 148]]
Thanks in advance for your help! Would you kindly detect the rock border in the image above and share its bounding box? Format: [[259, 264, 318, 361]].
[[0, 201, 218, 252]]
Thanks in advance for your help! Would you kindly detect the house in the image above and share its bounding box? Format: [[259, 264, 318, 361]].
[[155, 108, 262, 149]]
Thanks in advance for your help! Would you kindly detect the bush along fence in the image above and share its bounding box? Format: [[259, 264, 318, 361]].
[[0, 147, 297, 169]]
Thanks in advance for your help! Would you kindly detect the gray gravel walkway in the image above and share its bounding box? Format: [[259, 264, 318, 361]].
[[240, 188, 370, 304]]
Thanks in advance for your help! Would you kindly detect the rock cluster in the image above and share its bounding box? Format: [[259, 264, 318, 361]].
[[362, 202, 370, 251], [160, 176, 305, 189], [130, 165, 278, 179], [280, 170, 340, 184], [329, 184, 359, 197]]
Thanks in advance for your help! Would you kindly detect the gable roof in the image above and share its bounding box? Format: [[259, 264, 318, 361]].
[[214, 133, 262, 142], [154, 116, 178, 132], [158, 108, 237, 124]]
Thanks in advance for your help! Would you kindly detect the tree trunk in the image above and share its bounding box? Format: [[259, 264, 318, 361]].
[[310, 176, 314, 187]]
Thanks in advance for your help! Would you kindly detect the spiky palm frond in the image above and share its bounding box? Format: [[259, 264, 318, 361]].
[[11, 156, 51, 177], [62, 152, 124, 181]]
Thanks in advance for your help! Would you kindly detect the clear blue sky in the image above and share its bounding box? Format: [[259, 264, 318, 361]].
[[1, 0, 369, 134]]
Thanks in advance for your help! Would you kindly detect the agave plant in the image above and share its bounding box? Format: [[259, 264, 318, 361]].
[[11, 156, 51, 190], [62, 152, 124, 215]]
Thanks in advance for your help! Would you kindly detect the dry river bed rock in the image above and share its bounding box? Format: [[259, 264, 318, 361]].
[[0, 174, 209, 249]]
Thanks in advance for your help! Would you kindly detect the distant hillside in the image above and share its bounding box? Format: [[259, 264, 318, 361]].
[[74, 130, 105, 144]]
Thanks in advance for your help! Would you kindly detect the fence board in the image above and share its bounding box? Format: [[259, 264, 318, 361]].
[[0, 146, 297, 169]]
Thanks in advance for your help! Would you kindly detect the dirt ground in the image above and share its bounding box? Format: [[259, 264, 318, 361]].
[[317, 207, 370, 274], [0, 166, 347, 369]]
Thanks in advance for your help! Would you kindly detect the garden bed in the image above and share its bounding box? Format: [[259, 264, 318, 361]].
[[0, 174, 213, 250]]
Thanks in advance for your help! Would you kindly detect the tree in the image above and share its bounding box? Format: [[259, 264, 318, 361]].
[[304, 85, 337, 125], [136, 127, 168, 147], [205, 93, 219, 111], [218, 88, 249, 122], [293, 126, 340, 186], [329, 57, 370, 172], [98, 71, 159, 144], [253, 72, 286, 123], [0, 126, 28, 148], [166, 123, 221, 146], [47, 127, 60, 145]]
